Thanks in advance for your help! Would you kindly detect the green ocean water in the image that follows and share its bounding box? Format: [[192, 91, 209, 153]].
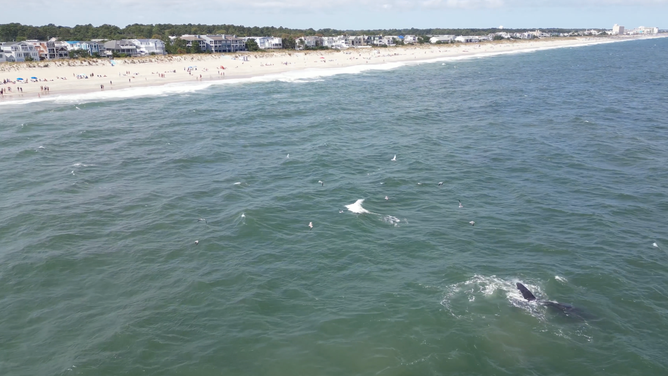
[[1, 38, 668, 375]]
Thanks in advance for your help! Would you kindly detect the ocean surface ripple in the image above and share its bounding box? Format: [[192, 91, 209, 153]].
[[1, 39, 668, 376]]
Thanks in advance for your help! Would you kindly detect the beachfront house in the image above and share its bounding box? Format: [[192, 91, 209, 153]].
[[369, 35, 395, 46], [180, 35, 207, 51], [347, 35, 369, 47], [188, 35, 246, 53], [430, 35, 455, 44], [402, 35, 419, 44], [103, 40, 139, 57], [128, 39, 166, 55], [66, 41, 103, 56], [0, 52, 6, 63], [0, 42, 40, 62], [295, 36, 323, 50], [47, 39, 70, 60], [246, 37, 282, 50], [24, 40, 49, 60], [321, 36, 350, 49]]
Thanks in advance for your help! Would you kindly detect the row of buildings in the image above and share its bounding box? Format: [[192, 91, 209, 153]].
[[612, 24, 659, 35], [1, 24, 661, 63], [0, 38, 168, 63]]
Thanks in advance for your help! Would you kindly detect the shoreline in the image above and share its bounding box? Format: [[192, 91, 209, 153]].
[[1, 35, 665, 104]]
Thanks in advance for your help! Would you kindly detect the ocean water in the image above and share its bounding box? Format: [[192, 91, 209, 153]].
[[1, 38, 668, 376]]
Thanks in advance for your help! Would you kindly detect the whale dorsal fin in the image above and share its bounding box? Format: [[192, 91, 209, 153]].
[[516, 283, 537, 301]]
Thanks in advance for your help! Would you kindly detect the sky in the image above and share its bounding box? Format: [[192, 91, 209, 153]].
[[2, 0, 666, 30]]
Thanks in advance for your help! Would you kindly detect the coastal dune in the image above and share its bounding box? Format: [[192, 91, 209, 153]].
[[0, 36, 662, 101]]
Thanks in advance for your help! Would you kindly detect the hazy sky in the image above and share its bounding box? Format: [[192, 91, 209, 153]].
[[2, 0, 666, 30]]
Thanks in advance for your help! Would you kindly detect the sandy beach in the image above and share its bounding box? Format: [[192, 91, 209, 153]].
[[0, 35, 664, 101]]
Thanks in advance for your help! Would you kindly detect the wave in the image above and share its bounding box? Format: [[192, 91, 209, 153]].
[[0, 37, 644, 108]]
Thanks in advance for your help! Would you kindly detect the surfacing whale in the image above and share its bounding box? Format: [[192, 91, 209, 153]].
[[516, 282, 586, 318]]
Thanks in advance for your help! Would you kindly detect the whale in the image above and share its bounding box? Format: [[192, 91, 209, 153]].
[[516, 282, 587, 319]]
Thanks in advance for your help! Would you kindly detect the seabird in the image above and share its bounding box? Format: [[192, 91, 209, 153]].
[[241, 213, 246, 218], [308, 222, 313, 229], [197, 218, 207, 223], [391, 155, 397, 161], [653, 242, 659, 248], [385, 196, 389, 201], [438, 182, 443, 186], [195, 240, 199, 245], [459, 201, 463, 208], [286, 154, 289, 158], [469, 221, 475, 226], [318, 180, 324, 186]]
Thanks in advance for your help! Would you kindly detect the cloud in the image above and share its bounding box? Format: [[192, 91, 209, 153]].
[[13, 0, 668, 12]]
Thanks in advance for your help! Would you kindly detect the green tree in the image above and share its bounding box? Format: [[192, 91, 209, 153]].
[[281, 37, 296, 50], [245, 38, 260, 51], [69, 49, 90, 58], [189, 39, 202, 53], [164, 37, 188, 54]]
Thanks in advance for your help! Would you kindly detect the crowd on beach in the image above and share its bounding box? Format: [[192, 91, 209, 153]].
[[1, 35, 664, 101]]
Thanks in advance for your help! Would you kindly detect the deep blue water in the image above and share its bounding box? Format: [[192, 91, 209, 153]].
[[1, 38, 668, 376]]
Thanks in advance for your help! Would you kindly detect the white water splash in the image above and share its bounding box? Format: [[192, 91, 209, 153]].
[[345, 199, 371, 214]]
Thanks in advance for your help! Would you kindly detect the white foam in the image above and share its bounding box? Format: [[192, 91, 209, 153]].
[[382, 215, 401, 227], [555, 275, 568, 283], [440, 275, 545, 319], [345, 199, 371, 214]]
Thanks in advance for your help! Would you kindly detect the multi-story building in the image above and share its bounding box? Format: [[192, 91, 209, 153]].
[[193, 35, 246, 53], [47, 39, 71, 59], [612, 24, 625, 35], [24, 40, 49, 60], [103, 40, 139, 57], [0, 42, 40, 62], [66, 41, 103, 56], [246, 37, 282, 50], [128, 39, 166, 55]]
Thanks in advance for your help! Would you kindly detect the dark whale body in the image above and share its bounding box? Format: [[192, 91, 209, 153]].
[[516, 282, 583, 318]]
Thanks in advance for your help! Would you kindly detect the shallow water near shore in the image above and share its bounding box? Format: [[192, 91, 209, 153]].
[[2, 38, 668, 375]]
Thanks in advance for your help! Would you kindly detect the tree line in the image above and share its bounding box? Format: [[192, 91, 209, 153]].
[[0, 23, 587, 43]]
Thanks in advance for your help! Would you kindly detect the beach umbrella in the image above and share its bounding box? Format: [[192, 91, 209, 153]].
[[17, 78, 23, 81], [31, 77, 37, 80]]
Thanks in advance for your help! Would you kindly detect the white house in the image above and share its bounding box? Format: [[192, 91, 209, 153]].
[[247, 37, 282, 50], [430, 35, 455, 43], [0, 42, 40, 62], [0, 51, 6, 63], [402, 35, 419, 44], [633, 26, 659, 34], [66, 41, 103, 56], [128, 39, 166, 55]]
